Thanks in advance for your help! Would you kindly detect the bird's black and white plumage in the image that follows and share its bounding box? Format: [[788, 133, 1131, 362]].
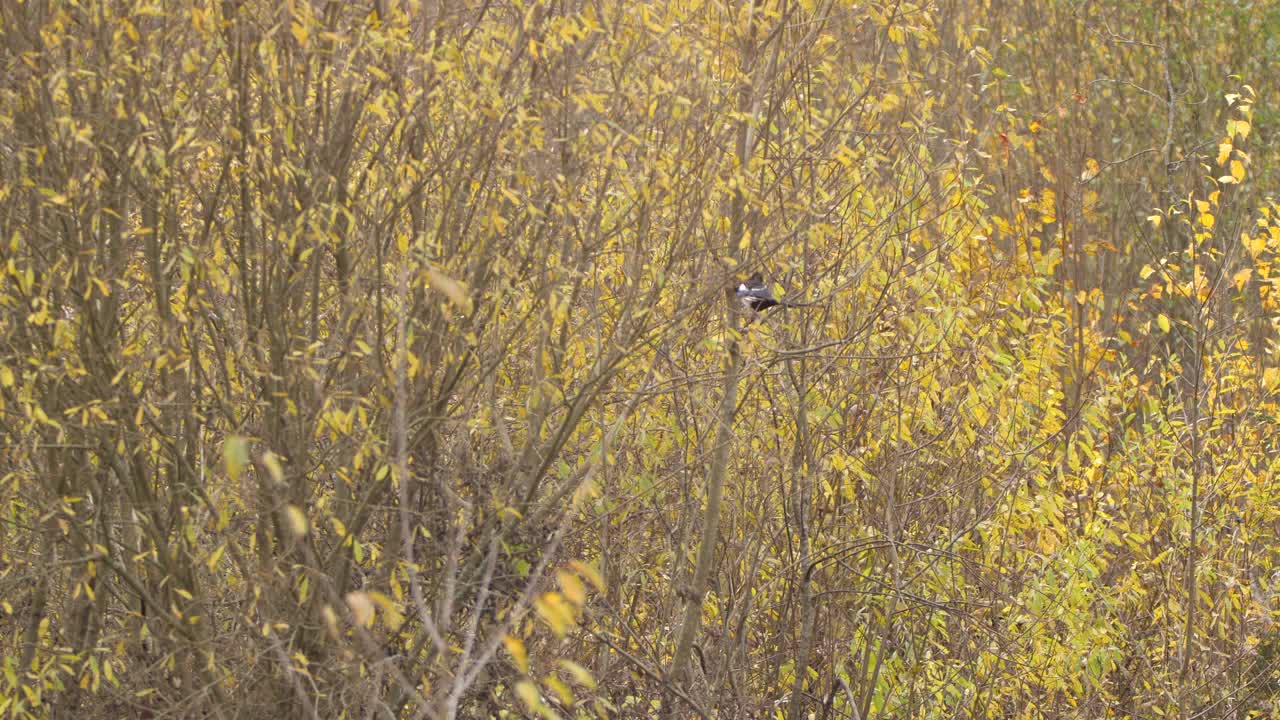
[[735, 273, 810, 313]]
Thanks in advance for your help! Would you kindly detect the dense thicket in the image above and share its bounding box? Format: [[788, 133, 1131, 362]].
[[3, 1, 1280, 718]]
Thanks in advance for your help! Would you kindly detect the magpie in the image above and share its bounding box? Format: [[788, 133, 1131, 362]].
[[735, 273, 812, 313]]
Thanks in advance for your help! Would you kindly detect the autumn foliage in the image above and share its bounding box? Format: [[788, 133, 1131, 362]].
[[3, 1, 1280, 718]]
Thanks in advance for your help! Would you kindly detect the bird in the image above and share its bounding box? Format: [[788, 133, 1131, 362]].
[[735, 273, 812, 314]]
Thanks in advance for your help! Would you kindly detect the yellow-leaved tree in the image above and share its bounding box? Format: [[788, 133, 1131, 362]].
[[3, 1, 1280, 719]]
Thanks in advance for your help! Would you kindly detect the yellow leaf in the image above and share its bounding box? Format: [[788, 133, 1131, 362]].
[[546, 675, 574, 705], [570, 560, 606, 594], [534, 592, 574, 638], [1080, 158, 1100, 181], [284, 505, 309, 537], [1075, 290, 1087, 305], [557, 569, 587, 608], [290, 21, 309, 47], [426, 267, 472, 312], [504, 635, 529, 673], [558, 660, 597, 689], [1146, 214, 1162, 228], [206, 544, 226, 573], [346, 591, 374, 627], [1264, 367, 1280, 391], [1039, 188, 1056, 224], [1234, 268, 1252, 291], [367, 591, 404, 628], [1217, 142, 1232, 166], [1231, 159, 1246, 183], [1139, 265, 1156, 280], [1157, 314, 1171, 333], [1245, 233, 1266, 258], [514, 680, 543, 713], [1199, 213, 1215, 229], [570, 476, 597, 509], [224, 436, 250, 480], [0, 365, 13, 387], [1196, 199, 1211, 214], [263, 451, 285, 486], [321, 605, 340, 638], [40, 189, 69, 206]]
